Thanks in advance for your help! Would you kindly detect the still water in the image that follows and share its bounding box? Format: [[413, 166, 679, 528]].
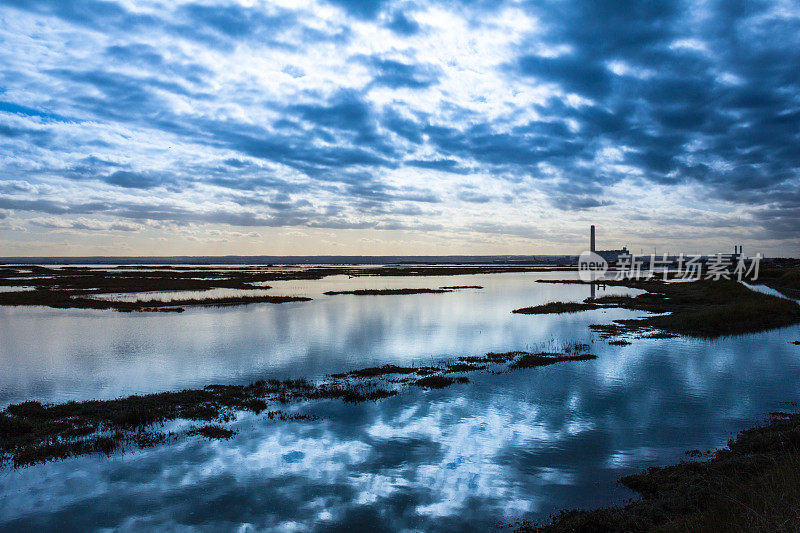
[[1, 271, 799, 531]]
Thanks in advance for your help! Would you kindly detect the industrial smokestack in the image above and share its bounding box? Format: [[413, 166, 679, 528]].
[[590, 225, 596, 252]]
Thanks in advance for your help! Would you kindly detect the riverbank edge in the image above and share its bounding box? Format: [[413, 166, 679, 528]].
[[518, 409, 800, 532]]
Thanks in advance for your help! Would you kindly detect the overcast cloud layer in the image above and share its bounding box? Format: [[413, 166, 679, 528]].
[[0, 0, 798, 256]]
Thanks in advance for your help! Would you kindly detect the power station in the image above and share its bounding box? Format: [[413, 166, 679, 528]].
[[589, 225, 629, 263]]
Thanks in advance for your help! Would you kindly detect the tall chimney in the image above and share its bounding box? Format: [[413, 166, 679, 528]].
[[590, 225, 596, 252]]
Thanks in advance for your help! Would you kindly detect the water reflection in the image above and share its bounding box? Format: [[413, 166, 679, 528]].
[[0, 272, 641, 406], [2, 272, 800, 531], [84, 288, 275, 302], [0, 286, 34, 293], [2, 326, 799, 531]]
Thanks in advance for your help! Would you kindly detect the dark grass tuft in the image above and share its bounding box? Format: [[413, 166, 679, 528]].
[[413, 376, 470, 389], [331, 364, 420, 378], [513, 302, 606, 314], [0, 413, 34, 439], [324, 288, 451, 296], [445, 362, 486, 373], [510, 353, 596, 369], [188, 425, 237, 440]]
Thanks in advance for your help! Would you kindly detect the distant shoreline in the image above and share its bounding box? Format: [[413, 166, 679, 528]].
[[0, 255, 578, 265]]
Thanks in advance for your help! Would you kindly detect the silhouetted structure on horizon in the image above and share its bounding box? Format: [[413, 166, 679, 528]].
[[589, 225, 629, 263]]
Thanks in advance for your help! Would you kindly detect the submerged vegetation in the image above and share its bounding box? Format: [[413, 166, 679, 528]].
[[0, 346, 595, 468], [522, 411, 800, 532]]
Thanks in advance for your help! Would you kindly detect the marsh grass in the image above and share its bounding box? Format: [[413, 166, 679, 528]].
[[510, 352, 597, 369], [513, 302, 606, 314], [523, 412, 800, 533], [521, 276, 800, 339], [759, 265, 800, 299], [1, 343, 598, 467], [0, 288, 310, 312], [580, 279, 800, 338], [0, 378, 397, 467], [324, 288, 451, 295], [188, 425, 237, 440], [330, 364, 422, 378], [413, 376, 470, 389]]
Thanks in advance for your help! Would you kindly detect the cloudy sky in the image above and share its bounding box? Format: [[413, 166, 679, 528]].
[[0, 0, 798, 257]]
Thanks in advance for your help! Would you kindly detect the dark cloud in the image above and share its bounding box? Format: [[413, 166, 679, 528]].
[[405, 159, 469, 174], [0, 123, 53, 144], [30, 217, 140, 231], [0, 197, 110, 215], [178, 4, 282, 37], [362, 57, 440, 89], [514, 53, 612, 98], [381, 109, 425, 144], [290, 90, 373, 132], [457, 190, 493, 204], [170, 3, 303, 51], [104, 44, 212, 84], [493, 0, 800, 211], [386, 12, 420, 35], [103, 171, 168, 189], [0, 0, 798, 246], [0, 100, 78, 123], [0, 0, 158, 31], [327, 0, 389, 19]]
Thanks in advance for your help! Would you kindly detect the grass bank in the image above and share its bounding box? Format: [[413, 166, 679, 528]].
[[520, 411, 800, 532], [594, 279, 800, 338], [759, 262, 800, 299], [519, 279, 800, 339]]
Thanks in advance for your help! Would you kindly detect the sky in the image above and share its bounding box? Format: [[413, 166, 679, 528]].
[[0, 0, 798, 257]]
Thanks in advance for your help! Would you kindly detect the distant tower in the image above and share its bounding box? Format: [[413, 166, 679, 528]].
[[590, 225, 596, 252]]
